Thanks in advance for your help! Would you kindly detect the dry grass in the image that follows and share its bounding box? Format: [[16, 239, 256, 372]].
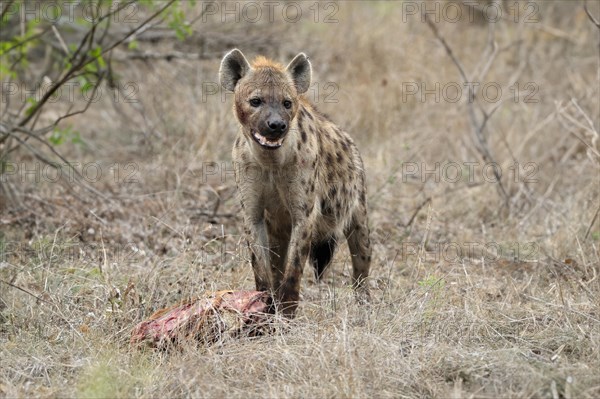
[[1, 1, 599, 397]]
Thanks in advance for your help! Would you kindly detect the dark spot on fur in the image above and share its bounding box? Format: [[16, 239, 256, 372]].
[[310, 237, 336, 279], [297, 141, 302, 150], [336, 151, 344, 163], [321, 198, 333, 216], [288, 275, 297, 285], [301, 129, 307, 143], [326, 153, 334, 164], [301, 244, 309, 256], [328, 170, 336, 182], [329, 187, 337, 198], [236, 105, 248, 124], [313, 108, 330, 121]]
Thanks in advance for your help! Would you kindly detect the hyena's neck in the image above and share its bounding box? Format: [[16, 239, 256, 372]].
[[298, 99, 317, 119]]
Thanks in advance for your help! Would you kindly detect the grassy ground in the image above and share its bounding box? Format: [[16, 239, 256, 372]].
[[1, 1, 599, 397]]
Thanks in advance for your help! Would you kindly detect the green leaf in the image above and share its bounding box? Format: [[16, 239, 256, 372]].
[[89, 46, 106, 68], [128, 40, 139, 50], [50, 126, 83, 146], [49, 130, 65, 146], [25, 97, 39, 116], [167, 7, 192, 41], [0, 62, 17, 79]]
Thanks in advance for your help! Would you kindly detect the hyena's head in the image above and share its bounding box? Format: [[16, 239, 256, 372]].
[[219, 49, 311, 150]]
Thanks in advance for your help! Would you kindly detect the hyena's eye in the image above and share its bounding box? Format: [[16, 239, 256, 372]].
[[283, 100, 292, 109], [249, 98, 262, 107]]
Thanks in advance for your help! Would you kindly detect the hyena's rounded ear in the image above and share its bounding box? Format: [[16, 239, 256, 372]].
[[286, 53, 312, 94], [219, 49, 251, 92]]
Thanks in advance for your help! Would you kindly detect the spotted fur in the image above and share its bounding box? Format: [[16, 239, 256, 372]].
[[219, 49, 371, 316]]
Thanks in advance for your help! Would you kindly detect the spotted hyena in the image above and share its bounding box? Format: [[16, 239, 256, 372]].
[[219, 49, 371, 316]]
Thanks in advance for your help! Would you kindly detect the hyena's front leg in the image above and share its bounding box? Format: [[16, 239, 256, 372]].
[[245, 220, 272, 292], [265, 217, 291, 292], [277, 220, 312, 317], [237, 179, 273, 292]]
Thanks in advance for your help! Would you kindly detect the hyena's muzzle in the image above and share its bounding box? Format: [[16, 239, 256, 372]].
[[250, 104, 289, 150]]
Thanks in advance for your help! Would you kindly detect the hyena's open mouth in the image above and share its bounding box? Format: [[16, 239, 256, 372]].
[[251, 130, 285, 149]]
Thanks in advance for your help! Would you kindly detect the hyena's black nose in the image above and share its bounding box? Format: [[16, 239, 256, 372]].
[[266, 119, 287, 135]]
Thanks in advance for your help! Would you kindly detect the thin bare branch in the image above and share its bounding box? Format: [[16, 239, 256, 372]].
[[0, 279, 55, 305], [8, 128, 109, 201], [52, 73, 106, 128], [113, 50, 210, 61], [584, 0, 600, 29], [584, 203, 600, 240], [404, 197, 432, 228], [424, 16, 510, 208], [424, 16, 469, 83], [0, 26, 52, 55], [0, 0, 16, 21], [51, 25, 69, 56]]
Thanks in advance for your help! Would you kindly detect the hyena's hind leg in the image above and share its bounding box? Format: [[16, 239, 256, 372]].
[[310, 236, 337, 280], [344, 205, 372, 299]]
